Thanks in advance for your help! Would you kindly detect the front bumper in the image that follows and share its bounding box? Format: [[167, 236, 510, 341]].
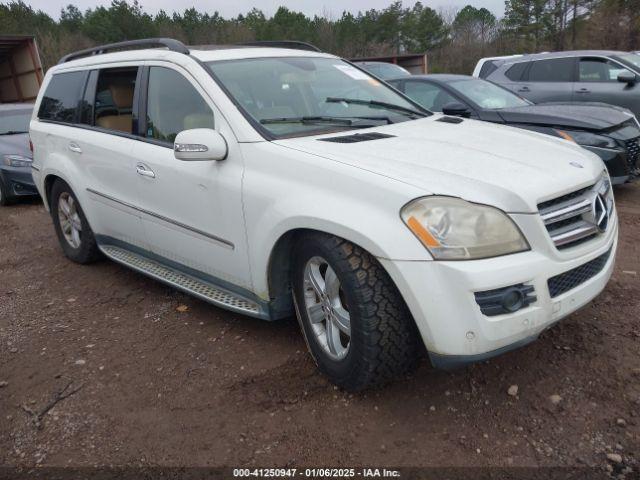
[[0, 166, 39, 198], [379, 213, 618, 369]]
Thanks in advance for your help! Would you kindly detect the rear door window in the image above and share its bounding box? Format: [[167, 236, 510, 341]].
[[37, 71, 88, 123], [93, 67, 139, 134], [527, 58, 575, 82]]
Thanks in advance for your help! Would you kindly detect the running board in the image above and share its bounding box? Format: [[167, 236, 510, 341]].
[[99, 245, 266, 318]]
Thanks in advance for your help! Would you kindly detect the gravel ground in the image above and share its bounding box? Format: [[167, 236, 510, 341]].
[[1, 184, 639, 478]]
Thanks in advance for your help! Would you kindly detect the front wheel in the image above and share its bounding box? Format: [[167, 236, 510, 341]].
[[292, 233, 420, 391]]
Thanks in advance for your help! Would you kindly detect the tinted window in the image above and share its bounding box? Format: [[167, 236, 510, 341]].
[[579, 58, 631, 82], [528, 58, 575, 82], [0, 108, 32, 134], [479, 60, 499, 79], [38, 71, 87, 123], [79, 70, 98, 126], [404, 81, 457, 112], [146, 67, 214, 143], [504, 62, 529, 81], [94, 67, 138, 134]]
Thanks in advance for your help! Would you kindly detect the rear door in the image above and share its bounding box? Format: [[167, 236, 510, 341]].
[[574, 56, 640, 117], [32, 66, 146, 248], [73, 65, 147, 248], [516, 57, 576, 103]]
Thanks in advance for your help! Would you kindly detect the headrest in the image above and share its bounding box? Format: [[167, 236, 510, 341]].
[[109, 84, 134, 109]]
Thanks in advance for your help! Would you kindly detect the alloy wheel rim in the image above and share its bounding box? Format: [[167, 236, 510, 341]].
[[303, 256, 351, 360], [58, 192, 82, 249]]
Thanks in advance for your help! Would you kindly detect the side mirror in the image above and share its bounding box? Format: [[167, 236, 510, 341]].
[[442, 102, 471, 118], [617, 71, 637, 85], [174, 128, 227, 161]]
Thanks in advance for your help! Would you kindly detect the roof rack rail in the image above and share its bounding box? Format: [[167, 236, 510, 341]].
[[239, 40, 322, 53], [58, 38, 189, 64]]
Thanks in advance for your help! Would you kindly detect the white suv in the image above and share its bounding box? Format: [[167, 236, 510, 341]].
[[30, 39, 618, 390]]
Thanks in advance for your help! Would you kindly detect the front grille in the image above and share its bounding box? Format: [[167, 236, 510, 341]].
[[626, 137, 640, 173], [538, 177, 613, 250], [538, 186, 592, 211], [547, 247, 612, 298]]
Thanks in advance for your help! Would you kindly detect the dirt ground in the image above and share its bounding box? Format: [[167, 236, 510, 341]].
[[1, 183, 639, 478]]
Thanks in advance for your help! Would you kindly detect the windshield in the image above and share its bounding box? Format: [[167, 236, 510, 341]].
[[0, 109, 32, 135], [448, 78, 530, 109], [207, 57, 426, 138], [614, 54, 640, 71], [362, 63, 411, 80]]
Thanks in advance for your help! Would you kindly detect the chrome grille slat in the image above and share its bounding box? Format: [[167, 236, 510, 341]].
[[548, 221, 599, 247], [540, 198, 592, 225]]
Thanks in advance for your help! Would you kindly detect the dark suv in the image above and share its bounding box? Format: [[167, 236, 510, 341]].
[[480, 51, 640, 118]]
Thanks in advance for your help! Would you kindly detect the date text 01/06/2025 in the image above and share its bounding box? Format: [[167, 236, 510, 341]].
[[232, 468, 401, 478]]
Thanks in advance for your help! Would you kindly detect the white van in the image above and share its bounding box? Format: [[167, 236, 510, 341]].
[[30, 39, 617, 390]]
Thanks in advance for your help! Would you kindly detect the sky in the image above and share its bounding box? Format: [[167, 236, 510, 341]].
[[25, 0, 507, 19]]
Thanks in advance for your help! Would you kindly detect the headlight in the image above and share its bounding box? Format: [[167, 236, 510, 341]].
[[401, 196, 530, 260], [3, 154, 32, 168], [555, 130, 618, 149]]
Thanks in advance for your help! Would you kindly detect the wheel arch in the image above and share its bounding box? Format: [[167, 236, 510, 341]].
[[265, 226, 408, 321], [43, 173, 62, 210]]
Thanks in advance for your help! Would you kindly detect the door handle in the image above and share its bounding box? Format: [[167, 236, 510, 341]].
[[576, 88, 590, 94], [517, 86, 530, 93], [68, 142, 82, 154], [136, 163, 155, 178]]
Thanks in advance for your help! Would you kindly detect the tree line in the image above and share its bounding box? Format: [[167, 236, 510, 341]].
[[0, 0, 638, 73]]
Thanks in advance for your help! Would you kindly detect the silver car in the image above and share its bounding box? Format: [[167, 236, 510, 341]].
[[479, 51, 640, 119]]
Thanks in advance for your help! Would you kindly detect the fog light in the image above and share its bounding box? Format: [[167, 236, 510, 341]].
[[474, 284, 536, 317], [502, 288, 524, 313]]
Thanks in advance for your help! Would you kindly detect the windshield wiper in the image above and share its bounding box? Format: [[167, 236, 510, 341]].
[[0, 130, 28, 135], [325, 98, 427, 118], [259, 116, 390, 128]]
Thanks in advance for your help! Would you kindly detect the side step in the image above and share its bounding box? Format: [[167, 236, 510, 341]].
[[100, 245, 266, 319]]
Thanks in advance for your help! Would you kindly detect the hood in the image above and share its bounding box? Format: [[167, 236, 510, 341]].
[[0, 133, 31, 158], [274, 116, 604, 213], [498, 102, 635, 131]]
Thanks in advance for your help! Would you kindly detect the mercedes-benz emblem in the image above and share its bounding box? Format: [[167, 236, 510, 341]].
[[592, 193, 609, 232]]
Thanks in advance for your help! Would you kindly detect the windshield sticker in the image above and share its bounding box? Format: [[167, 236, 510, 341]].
[[333, 65, 371, 80]]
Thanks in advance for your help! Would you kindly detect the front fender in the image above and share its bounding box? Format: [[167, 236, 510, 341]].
[[240, 142, 433, 299]]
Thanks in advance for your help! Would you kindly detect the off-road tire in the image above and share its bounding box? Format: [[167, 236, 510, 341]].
[[50, 179, 101, 264], [292, 232, 420, 391]]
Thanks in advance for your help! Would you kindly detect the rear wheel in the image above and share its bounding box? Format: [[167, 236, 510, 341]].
[[50, 179, 101, 264], [292, 232, 420, 391]]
